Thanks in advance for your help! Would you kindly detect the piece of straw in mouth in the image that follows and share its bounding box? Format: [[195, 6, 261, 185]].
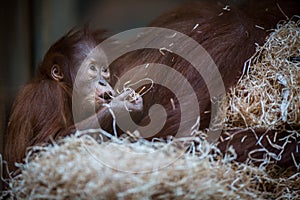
[[129, 86, 146, 102]]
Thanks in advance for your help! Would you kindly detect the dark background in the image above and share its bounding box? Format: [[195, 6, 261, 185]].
[[0, 0, 183, 183]]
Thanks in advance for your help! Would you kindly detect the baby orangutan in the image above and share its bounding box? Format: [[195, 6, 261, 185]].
[[5, 28, 143, 172]]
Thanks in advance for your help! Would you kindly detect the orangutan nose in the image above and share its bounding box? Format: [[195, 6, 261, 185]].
[[98, 79, 108, 86]]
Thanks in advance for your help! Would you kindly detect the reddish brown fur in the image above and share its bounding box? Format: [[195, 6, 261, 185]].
[[110, 0, 300, 167], [5, 28, 111, 172]]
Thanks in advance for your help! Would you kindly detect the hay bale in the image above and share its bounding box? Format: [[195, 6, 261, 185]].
[[3, 133, 300, 199]]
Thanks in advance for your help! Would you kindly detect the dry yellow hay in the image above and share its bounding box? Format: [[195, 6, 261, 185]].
[[2, 17, 300, 200], [223, 17, 300, 130], [2, 132, 300, 199]]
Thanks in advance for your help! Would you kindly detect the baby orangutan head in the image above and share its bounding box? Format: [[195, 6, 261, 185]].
[[72, 47, 116, 118]]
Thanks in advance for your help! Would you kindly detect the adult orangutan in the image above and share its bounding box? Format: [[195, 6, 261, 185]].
[[108, 0, 300, 168]]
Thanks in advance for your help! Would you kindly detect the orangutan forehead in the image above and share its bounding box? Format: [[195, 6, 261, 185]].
[[87, 47, 107, 62]]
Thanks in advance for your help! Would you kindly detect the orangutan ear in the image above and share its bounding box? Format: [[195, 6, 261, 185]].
[[51, 64, 64, 81]]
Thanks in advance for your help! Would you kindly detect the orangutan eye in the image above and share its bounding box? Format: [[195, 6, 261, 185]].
[[102, 68, 108, 73], [89, 65, 97, 71]]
